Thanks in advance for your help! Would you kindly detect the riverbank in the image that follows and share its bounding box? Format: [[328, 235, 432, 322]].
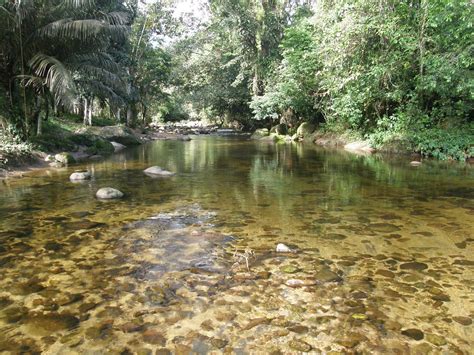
[[0, 119, 223, 178], [250, 122, 474, 163]]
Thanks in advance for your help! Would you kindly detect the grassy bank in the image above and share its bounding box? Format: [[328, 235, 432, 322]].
[[0, 115, 138, 171], [312, 121, 474, 161]]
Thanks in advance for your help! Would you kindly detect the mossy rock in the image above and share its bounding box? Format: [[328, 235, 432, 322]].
[[270, 123, 288, 135], [77, 126, 141, 145], [296, 122, 316, 138], [85, 139, 114, 155], [251, 128, 269, 139], [31, 134, 76, 152], [55, 152, 76, 165]]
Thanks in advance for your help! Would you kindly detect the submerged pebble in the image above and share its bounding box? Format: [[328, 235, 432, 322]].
[[288, 339, 312, 352], [400, 262, 428, 271], [401, 328, 424, 341], [452, 316, 472, 326]]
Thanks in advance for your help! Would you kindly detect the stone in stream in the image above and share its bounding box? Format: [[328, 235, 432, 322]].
[[25, 314, 80, 336], [276, 243, 293, 253], [410, 161, 422, 166], [452, 316, 472, 326], [426, 333, 447, 346], [285, 279, 317, 288], [142, 329, 166, 345], [96, 187, 124, 199], [111, 141, 126, 152], [69, 170, 91, 181], [401, 328, 424, 341], [144, 166, 175, 177], [280, 265, 300, 274], [210, 338, 228, 349], [288, 339, 312, 352], [55, 152, 76, 165], [314, 268, 342, 283], [400, 262, 428, 271]]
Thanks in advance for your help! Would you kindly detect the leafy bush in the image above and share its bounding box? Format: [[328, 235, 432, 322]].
[[85, 139, 114, 155], [410, 125, 474, 161], [0, 128, 34, 168], [30, 134, 76, 152]]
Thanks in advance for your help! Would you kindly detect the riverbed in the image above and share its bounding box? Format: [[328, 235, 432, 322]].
[[0, 136, 473, 353]]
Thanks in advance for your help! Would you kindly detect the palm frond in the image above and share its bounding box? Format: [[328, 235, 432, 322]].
[[76, 65, 125, 90], [81, 80, 125, 105], [28, 53, 78, 108], [104, 11, 130, 26], [67, 52, 122, 74], [37, 19, 128, 42], [16, 75, 46, 92], [61, 0, 96, 9]]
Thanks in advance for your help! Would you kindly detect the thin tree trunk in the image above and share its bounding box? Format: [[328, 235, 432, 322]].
[[32, 95, 41, 136], [419, 0, 428, 77], [83, 98, 88, 125], [126, 103, 137, 127], [88, 98, 93, 126], [142, 102, 147, 124], [44, 98, 49, 122]]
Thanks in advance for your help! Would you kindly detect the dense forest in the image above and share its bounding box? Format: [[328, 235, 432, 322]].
[[0, 0, 473, 160]]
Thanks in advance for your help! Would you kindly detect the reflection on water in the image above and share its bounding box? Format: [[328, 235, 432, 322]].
[[0, 136, 473, 353]]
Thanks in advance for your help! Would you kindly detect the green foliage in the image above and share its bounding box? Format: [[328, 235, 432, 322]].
[[0, 128, 33, 168], [410, 125, 474, 161], [84, 138, 114, 155], [249, 0, 473, 160], [29, 117, 114, 154], [93, 116, 117, 127]]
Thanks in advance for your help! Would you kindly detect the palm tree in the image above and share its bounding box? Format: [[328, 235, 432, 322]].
[[0, 0, 133, 136]]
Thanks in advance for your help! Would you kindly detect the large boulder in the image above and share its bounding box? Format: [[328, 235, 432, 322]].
[[55, 152, 76, 165], [259, 135, 279, 143], [69, 170, 91, 181], [270, 123, 287, 135], [76, 126, 141, 146], [295, 122, 316, 140], [250, 128, 269, 139], [144, 166, 175, 177], [96, 187, 124, 199], [110, 141, 126, 152], [344, 141, 374, 154]]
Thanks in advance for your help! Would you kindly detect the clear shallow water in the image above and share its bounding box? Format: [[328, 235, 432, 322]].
[[0, 136, 473, 354]]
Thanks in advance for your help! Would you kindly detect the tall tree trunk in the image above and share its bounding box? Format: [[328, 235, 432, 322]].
[[44, 97, 49, 122], [142, 102, 147, 124], [418, 0, 428, 77], [88, 98, 93, 126], [31, 95, 41, 136], [83, 98, 88, 125], [126, 102, 137, 127]]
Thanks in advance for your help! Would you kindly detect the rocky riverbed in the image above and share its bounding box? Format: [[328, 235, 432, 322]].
[[0, 136, 472, 353], [0, 203, 472, 353]]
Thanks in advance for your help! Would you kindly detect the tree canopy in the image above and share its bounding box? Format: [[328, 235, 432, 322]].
[[0, 0, 472, 159]]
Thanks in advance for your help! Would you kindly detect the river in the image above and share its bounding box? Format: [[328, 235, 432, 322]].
[[0, 135, 473, 353]]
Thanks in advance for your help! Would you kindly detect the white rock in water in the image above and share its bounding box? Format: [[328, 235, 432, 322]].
[[410, 161, 422, 166], [276, 243, 292, 253], [285, 279, 316, 288], [69, 171, 91, 181], [96, 187, 124, 199], [45, 154, 54, 162], [111, 141, 126, 152], [344, 141, 374, 154], [144, 166, 175, 177]]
